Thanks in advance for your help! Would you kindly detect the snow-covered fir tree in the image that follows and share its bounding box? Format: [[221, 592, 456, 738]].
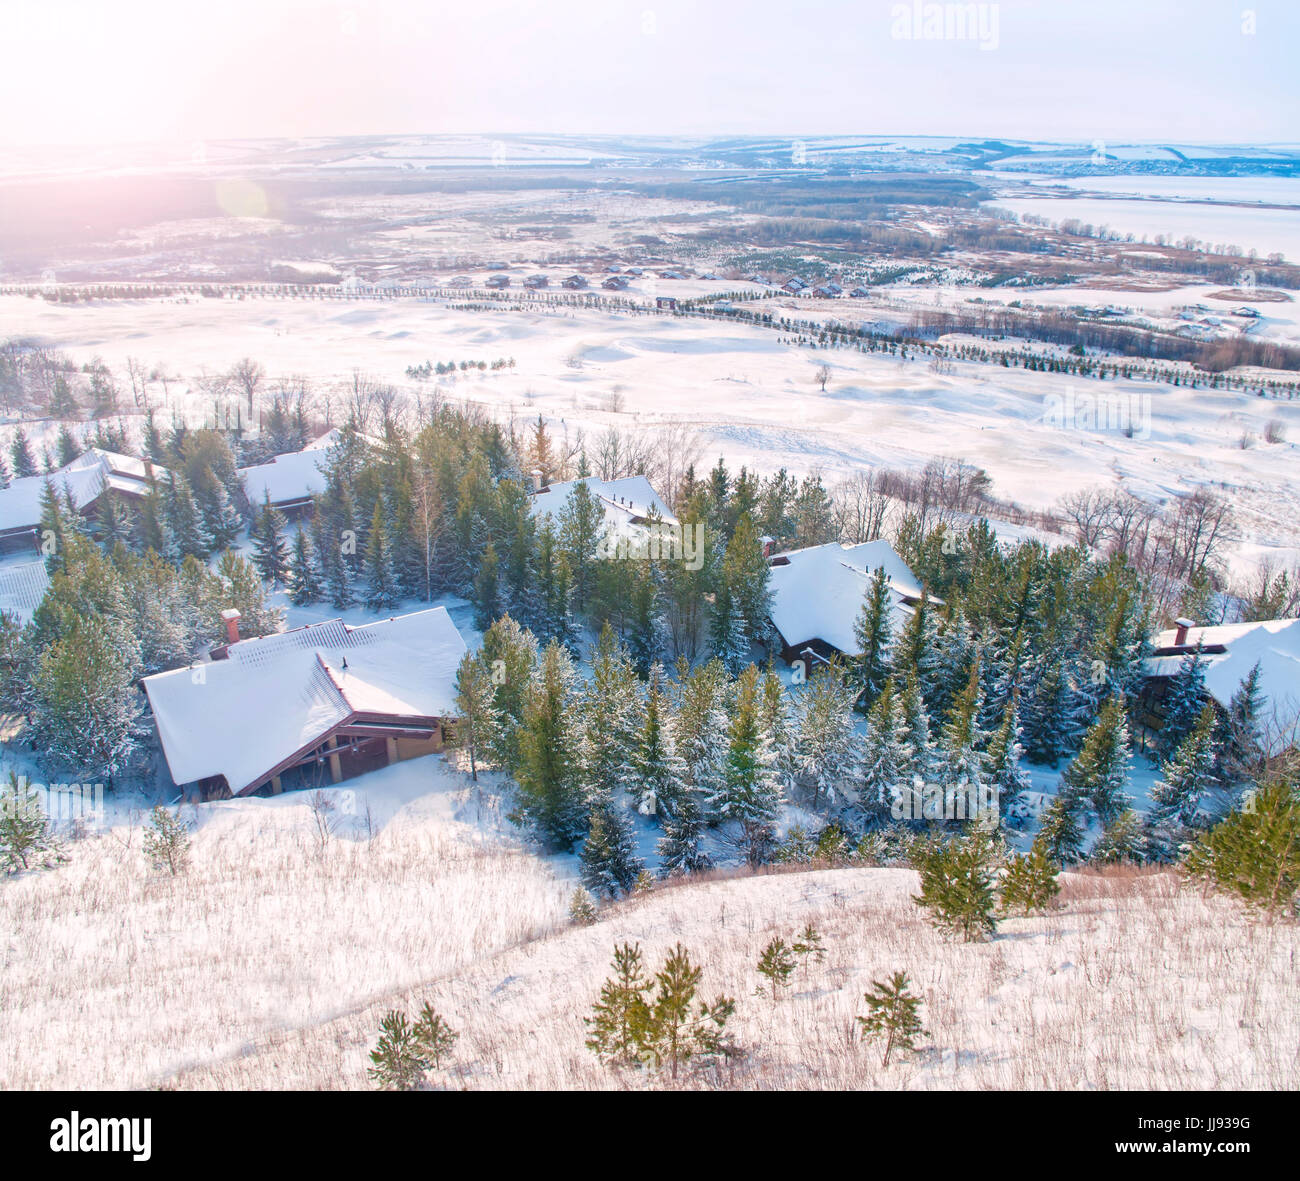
[[1147, 702, 1219, 860], [794, 659, 858, 810], [288, 529, 323, 605], [856, 678, 911, 827], [852, 565, 894, 711], [251, 491, 289, 585], [1059, 693, 1132, 827], [710, 664, 782, 825], [1157, 642, 1208, 761]]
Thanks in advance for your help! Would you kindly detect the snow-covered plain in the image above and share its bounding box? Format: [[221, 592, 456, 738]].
[[5, 292, 1299, 577]]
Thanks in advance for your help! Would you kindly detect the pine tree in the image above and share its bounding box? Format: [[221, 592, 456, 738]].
[[937, 658, 991, 823], [95, 485, 135, 552], [999, 836, 1061, 915], [1183, 779, 1300, 915], [912, 825, 1000, 941], [411, 1003, 458, 1070], [453, 651, 501, 782], [0, 772, 63, 873], [673, 657, 729, 819], [1091, 807, 1146, 865], [755, 936, 797, 1002], [166, 472, 212, 561], [1059, 693, 1132, 826], [852, 565, 894, 710], [569, 887, 599, 926], [893, 588, 939, 701], [473, 539, 501, 630], [288, 529, 323, 605], [576, 623, 640, 807], [856, 971, 926, 1066], [194, 464, 243, 552], [899, 670, 937, 784], [250, 491, 289, 585], [642, 944, 736, 1080], [55, 422, 82, 467], [585, 943, 653, 1065], [321, 524, 355, 609], [627, 568, 660, 677], [363, 501, 402, 611], [142, 805, 191, 875], [367, 1010, 426, 1091], [709, 581, 750, 675]]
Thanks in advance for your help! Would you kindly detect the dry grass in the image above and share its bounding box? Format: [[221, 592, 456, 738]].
[[0, 794, 569, 1089], [171, 864, 1298, 1091]]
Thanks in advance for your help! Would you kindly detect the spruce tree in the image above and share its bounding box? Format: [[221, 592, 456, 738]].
[[755, 937, 797, 1002], [857, 678, 911, 826], [580, 800, 644, 900], [453, 651, 501, 782], [367, 1010, 426, 1091], [1147, 702, 1218, 859], [0, 772, 63, 873], [1091, 807, 1146, 865], [9, 427, 37, 478], [515, 640, 585, 850], [288, 529, 323, 605], [166, 472, 212, 561], [632, 664, 687, 818], [794, 659, 858, 809], [711, 664, 782, 825], [985, 688, 1032, 822], [1037, 792, 1085, 865], [852, 565, 893, 710], [1060, 693, 1132, 826], [251, 491, 289, 585], [1217, 663, 1265, 787], [363, 502, 402, 611], [1158, 643, 1208, 761]]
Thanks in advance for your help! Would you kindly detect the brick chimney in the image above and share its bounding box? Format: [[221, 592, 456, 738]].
[[530, 468, 546, 493], [1173, 616, 1195, 647], [221, 608, 242, 645]]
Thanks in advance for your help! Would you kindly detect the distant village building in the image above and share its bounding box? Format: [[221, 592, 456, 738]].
[[446, 275, 473, 288], [0, 448, 166, 552], [143, 608, 468, 799], [655, 295, 678, 309], [602, 275, 630, 290], [485, 273, 511, 289], [1139, 617, 1300, 754], [849, 286, 870, 298], [767, 540, 929, 666], [811, 283, 841, 298], [239, 432, 337, 515], [523, 274, 549, 289], [561, 274, 587, 289]]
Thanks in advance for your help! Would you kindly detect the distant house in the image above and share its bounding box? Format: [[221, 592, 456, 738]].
[[811, 283, 841, 298], [655, 295, 678, 309], [1233, 306, 1260, 318], [746, 273, 771, 285], [767, 540, 930, 667], [625, 266, 644, 276], [781, 278, 807, 295], [523, 274, 549, 289], [143, 608, 468, 800], [241, 444, 331, 515], [485, 273, 511, 289], [561, 274, 588, 289], [602, 275, 630, 290], [849, 286, 870, 298], [699, 272, 721, 281], [658, 270, 687, 280], [446, 275, 473, 288], [0, 448, 167, 552], [1139, 617, 1300, 755]]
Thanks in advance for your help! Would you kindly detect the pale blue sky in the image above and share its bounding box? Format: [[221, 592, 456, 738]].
[[0, 0, 1295, 146]]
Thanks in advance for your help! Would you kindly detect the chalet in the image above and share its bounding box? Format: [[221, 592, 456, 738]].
[[655, 295, 678, 309], [767, 540, 930, 667], [781, 278, 807, 295], [0, 448, 167, 552], [849, 286, 871, 298], [446, 275, 473, 288], [811, 283, 841, 298], [602, 275, 630, 290], [625, 266, 644, 276], [485, 273, 511, 289], [143, 607, 468, 799], [699, 272, 721, 281], [1139, 617, 1300, 754], [0, 559, 51, 624], [745, 273, 771, 285], [523, 274, 549, 289], [240, 439, 332, 514], [658, 270, 687, 281], [529, 474, 678, 543], [1233, 306, 1260, 318], [561, 274, 587, 289]]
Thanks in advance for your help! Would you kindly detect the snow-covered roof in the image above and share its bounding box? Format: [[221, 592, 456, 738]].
[[0, 559, 50, 624], [240, 448, 330, 507], [1144, 617, 1300, 748], [768, 540, 924, 656], [530, 475, 678, 537], [0, 449, 160, 535], [143, 607, 468, 794]]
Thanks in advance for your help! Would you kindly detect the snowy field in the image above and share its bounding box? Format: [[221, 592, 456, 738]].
[[5, 756, 1294, 1091], [4, 292, 1300, 578]]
